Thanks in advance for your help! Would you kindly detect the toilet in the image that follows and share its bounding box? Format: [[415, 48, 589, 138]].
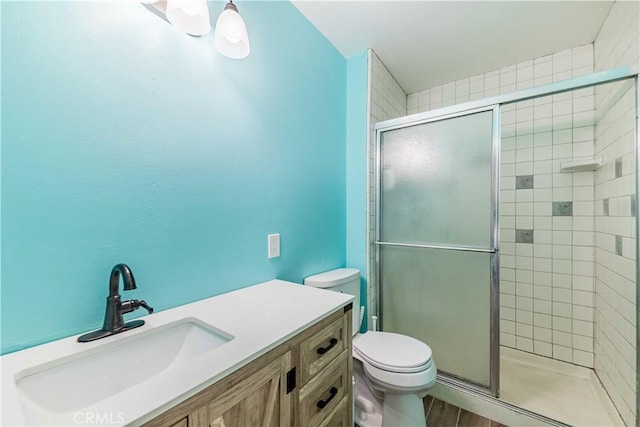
[[304, 268, 437, 427]]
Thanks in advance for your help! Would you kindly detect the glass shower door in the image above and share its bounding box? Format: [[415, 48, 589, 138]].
[[376, 106, 499, 394]]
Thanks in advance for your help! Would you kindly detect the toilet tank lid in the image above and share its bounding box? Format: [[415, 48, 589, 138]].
[[304, 268, 360, 288]]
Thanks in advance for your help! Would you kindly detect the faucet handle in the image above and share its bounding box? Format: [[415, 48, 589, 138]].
[[138, 300, 154, 314], [121, 299, 154, 315]]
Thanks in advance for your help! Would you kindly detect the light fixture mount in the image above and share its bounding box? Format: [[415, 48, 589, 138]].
[[224, 1, 238, 13]]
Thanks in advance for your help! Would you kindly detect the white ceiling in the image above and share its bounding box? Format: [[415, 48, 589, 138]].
[[291, 1, 614, 93]]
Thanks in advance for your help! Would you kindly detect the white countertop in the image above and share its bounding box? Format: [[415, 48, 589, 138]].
[[1, 279, 354, 426]]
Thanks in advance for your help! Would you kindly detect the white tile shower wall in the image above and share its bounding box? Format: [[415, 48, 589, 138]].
[[593, 85, 636, 427], [593, 1, 638, 425], [503, 87, 596, 368], [502, 47, 596, 369], [408, 44, 598, 368], [407, 44, 595, 114], [366, 50, 407, 325]]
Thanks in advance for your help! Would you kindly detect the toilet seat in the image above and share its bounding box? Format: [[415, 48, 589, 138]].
[[354, 331, 433, 373], [353, 331, 437, 392]]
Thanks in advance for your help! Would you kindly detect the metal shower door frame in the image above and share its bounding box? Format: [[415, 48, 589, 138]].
[[372, 64, 639, 415], [374, 105, 501, 396]]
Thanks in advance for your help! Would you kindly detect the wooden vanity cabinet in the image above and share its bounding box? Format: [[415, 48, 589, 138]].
[[144, 303, 353, 427]]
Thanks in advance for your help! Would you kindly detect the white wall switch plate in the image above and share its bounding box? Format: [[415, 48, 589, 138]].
[[268, 233, 280, 258]]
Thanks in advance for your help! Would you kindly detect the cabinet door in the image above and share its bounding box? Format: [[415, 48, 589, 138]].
[[168, 418, 188, 427], [188, 352, 292, 427]]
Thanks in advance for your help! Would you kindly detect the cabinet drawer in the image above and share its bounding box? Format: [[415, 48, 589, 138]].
[[300, 315, 347, 383], [299, 349, 349, 427], [318, 396, 349, 427]]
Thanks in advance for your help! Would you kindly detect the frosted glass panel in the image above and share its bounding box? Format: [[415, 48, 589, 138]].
[[380, 111, 493, 247], [380, 246, 491, 387]]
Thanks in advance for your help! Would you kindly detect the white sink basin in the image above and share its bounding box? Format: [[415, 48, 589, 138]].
[[15, 318, 233, 424]]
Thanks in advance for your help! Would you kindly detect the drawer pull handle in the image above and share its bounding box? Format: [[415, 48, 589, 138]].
[[316, 387, 338, 409], [317, 338, 338, 355]]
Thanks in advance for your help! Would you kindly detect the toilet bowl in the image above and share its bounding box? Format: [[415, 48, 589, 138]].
[[353, 331, 436, 427], [304, 268, 437, 427]]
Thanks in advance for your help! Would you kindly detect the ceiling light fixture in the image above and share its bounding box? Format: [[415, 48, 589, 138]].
[[166, 0, 211, 37], [144, 0, 211, 37], [143, 0, 251, 60], [214, 1, 250, 59]]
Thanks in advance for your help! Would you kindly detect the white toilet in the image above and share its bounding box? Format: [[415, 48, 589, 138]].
[[304, 268, 437, 427]]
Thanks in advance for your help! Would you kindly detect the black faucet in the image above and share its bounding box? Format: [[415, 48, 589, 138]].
[[78, 263, 154, 342]]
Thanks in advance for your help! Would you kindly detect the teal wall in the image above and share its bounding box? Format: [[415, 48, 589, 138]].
[[1, 1, 347, 354], [345, 51, 368, 330]]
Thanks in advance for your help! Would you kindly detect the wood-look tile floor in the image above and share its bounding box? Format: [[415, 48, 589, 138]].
[[424, 395, 507, 427]]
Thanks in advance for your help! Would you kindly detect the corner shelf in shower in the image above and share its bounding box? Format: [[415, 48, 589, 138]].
[[559, 156, 602, 173]]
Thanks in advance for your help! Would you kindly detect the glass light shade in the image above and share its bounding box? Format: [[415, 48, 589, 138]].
[[166, 0, 211, 36], [214, 3, 250, 59]]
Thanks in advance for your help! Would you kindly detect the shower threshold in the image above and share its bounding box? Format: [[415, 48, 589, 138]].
[[500, 347, 624, 426]]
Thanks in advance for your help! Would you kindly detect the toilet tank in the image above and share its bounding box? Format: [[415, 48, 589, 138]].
[[304, 268, 362, 336]]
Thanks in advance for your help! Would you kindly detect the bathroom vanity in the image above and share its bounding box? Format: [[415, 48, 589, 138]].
[[146, 302, 353, 427], [1, 280, 354, 426]]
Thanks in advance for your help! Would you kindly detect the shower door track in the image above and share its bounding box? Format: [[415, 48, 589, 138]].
[[437, 374, 571, 427], [373, 64, 640, 414]]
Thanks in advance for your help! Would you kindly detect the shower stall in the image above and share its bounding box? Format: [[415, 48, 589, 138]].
[[373, 66, 639, 425]]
